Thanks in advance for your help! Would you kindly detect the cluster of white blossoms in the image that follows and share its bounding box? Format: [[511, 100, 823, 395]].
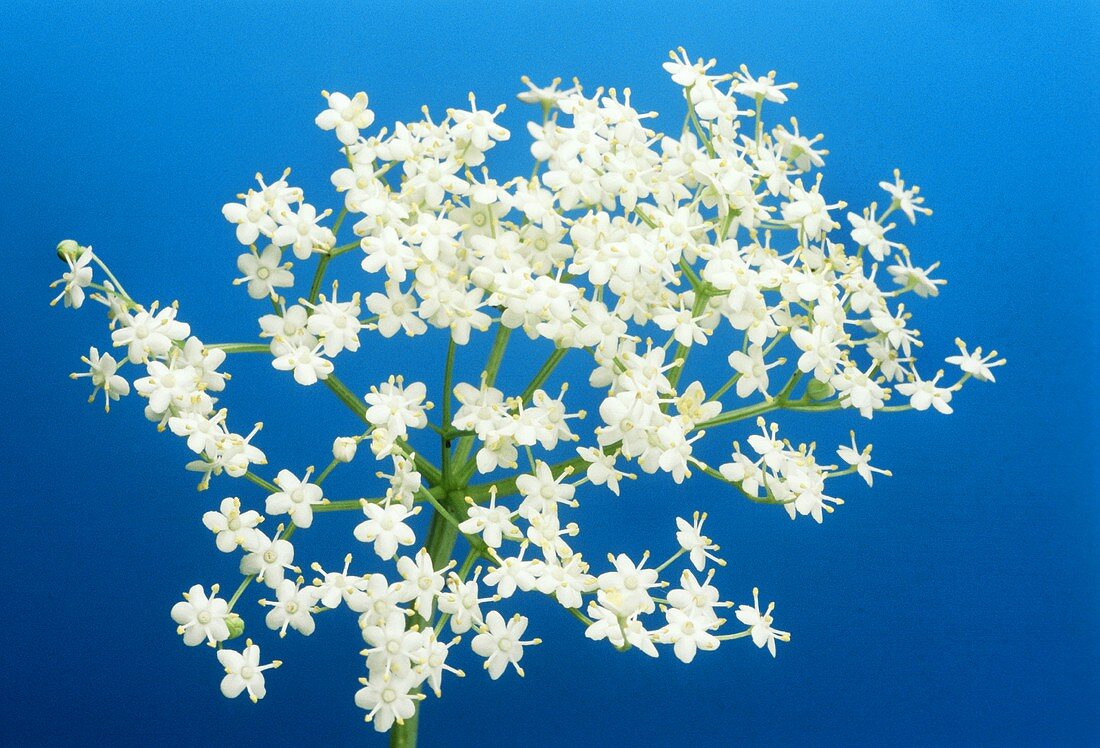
[[54, 50, 1003, 741]]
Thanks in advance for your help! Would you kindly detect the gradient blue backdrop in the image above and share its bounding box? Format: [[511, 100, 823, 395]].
[[3, 2, 1097, 745]]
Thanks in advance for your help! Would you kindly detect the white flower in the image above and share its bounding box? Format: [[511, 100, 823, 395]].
[[596, 553, 659, 618], [675, 512, 724, 571], [217, 641, 281, 702], [366, 283, 427, 338], [235, 246, 293, 300], [727, 346, 781, 398], [895, 370, 954, 414], [836, 432, 891, 487], [273, 203, 335, 260], [879, 169, 932, 224], [261, 579, 319, 637], [271, 342, 333, 386], [266, 468, 324, 529], [203, 497, 263, 552], [363, 377, 430, 436], [222, 190, 277, 245], [315, 91, 375, 146], [662, 607, 720, 664], [735, 587, 790, 657], [355, 672, 422, 733], [396, 549, 447, 619], [70, 347, 129, 411], [171, 584, 230, 647], [50, 244, 94, 308], [332, 436, 359, 463], [240, 531, 298, 588], [306, 285, 363, 356], [945, 339, 1006, 383], [458, 490, 522, 549], [470, 611, 540, 679], [354, 501, 420, 560], [111, 306, 191, 363], [437, 571, 493, 634]]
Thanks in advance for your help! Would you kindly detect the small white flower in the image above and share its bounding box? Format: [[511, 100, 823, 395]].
[[836, 432, 891, 487], [470, 611, 540, 679], [260, 579, 319, 637], [735, 587, 790, 657], [315, 90, 375, 146], [50, 244, 94, 309], [266, 468, 324, 529], [171, 584, 230, 647], [70, 347, 129, 411], [675, 512, 725, 571], [354, 501, 420, 560], [235, 246, 293, 300], [217, 640, 281, 702], [202, 497, 263, 552]]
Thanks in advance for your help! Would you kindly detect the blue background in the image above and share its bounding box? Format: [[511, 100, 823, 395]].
[[2, 2, 1097, 745]]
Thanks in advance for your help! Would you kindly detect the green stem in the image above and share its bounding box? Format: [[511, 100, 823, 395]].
[[207, 343, 269, 354], [519, 347, 567, 403], [322, 375, 443, 485]]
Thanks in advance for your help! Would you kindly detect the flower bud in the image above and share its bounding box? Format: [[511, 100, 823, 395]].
[[806, 379, 835, 401], [332, 436, 358, 463], [226, 613, 245, 640], [56, 239, 83, 260]]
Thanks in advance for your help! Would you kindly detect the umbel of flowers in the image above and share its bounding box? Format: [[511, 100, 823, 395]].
[[53, 49, 1003, 746]]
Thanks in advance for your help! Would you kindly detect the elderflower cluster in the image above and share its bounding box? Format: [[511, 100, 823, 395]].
[[53, 49, 1002, 738]]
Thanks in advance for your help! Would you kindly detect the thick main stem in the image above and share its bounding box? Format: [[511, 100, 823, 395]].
[[390, 336, 462, 748]]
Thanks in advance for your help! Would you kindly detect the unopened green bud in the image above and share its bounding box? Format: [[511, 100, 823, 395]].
[[806, 379, 834, 401], [226, 613, 245, 640], [56, 239, 82, 260]]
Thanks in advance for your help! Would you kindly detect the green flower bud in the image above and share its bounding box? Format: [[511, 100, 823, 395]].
[[226, 613, 245, 640], [806, 378, 834, 401], [56, 239, 82, 260]]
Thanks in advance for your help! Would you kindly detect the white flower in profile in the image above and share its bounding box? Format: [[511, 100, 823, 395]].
[[171, 584, 230, 647], [217, 640, 281, 703], [516, 75, 577, 108], [945, 338, 1006, 383], [315, 90, 375, 146], [733, 64, 797, 103], [735, 587, 790, 657], [836, 432, 891, 487], [675, 512, 725, 571], [50, 243, 94, 309], [235, 246, 293, 300], [202, 496, 264, 552], [470, 611, 540, 679], [70, 346, 129, 411], [266, 468, 324, 529], [879, 168, 932, 224], [354, 500, 420, 560]]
